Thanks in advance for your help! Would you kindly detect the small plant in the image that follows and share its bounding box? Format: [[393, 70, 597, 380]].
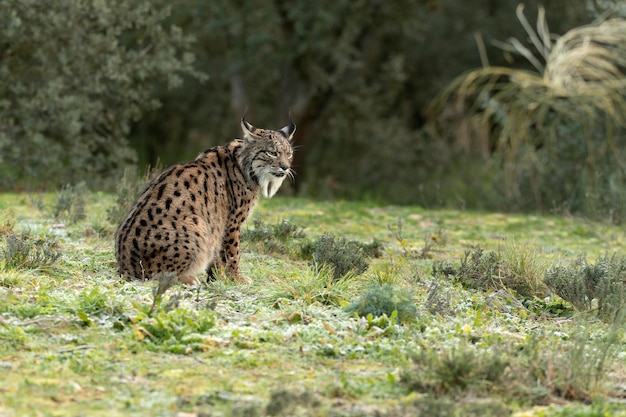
[[401, 342, 509, 395], [1, 232, 61, 271], [150, 271, 180, 314], [424, 280, 455, 316], [432, 245, 546, 299], [241, 217, 306, 255], [308, 233, 370, 280], [269, 264, 355, 307], [265, 390, 320, 416], [544, 253, 626, 322], [54, 182, 88, 224], [130, 305, 216, 354], [388, 218, 446, 259], [345, 283, 417, 322]]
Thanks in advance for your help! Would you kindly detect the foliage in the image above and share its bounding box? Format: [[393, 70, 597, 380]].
[[430, 9, 626, 220], [345, 283, 417, 323], [0, 0, 203, 189], [241, 217, 307, 255], [402, 325, 621, 406], [268, 264, 355, 307], [130, 303, 215, 354], [544, 253, 626, 322], [54, 182, 88, 224], [1, 232, 61, 271], [388, 217, 446, 258], [308, 233, 370, 280], [432, 245, 546, 299], [128, 1, 588, 204], [402, 342, 509, 395]]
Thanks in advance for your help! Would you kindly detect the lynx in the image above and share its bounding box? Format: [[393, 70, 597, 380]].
[[115, 113, 295, 284]]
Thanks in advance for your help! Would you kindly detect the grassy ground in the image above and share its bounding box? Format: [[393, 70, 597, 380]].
[[1, 192, 625, 416]]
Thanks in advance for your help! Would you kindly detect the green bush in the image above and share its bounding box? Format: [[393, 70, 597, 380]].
[[54, 182, 88, 224], [401, 342, 509, 395], [432, 245, 546, 299], [241, 218, 306, 255], [345, 283, 417, 322], [544, 253, 626, 322], [308, 233, 370, 280], [1, 232, 61, 271]]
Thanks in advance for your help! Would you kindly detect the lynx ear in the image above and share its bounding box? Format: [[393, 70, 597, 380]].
[[279, 111, 296, 140], [241, 109, 262, 141]]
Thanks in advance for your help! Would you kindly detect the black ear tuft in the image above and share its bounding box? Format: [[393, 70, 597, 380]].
[[279, 111, 296, 139]]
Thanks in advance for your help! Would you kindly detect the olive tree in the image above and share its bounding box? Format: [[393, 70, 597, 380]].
[[0, 0, 203, 189]]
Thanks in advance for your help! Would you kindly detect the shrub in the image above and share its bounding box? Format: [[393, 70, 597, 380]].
[[308, 233, 371, 280], [432, 245, 546, 299], [401, 326, 621, 406], [1, 232, 61, 271], [401, 342, 509, 395], [268, 264, 355, 307], [241, 218, 306, 255], [54, 182, 88, 224], [345, 283, 417, 322], [432, 245, 545, 298], [544, 253, 626, 322]]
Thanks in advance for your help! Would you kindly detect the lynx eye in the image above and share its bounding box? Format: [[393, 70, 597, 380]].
[[265, 151, 278, 158]]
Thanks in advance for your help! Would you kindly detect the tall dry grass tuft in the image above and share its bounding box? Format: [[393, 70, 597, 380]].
[[430, 6, 626, 217]]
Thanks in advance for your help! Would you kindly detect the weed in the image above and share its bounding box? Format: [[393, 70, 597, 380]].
[[544, 253, 626, 322], [345, 283, 417, 322], [432, 245, 546, 299], [268, 264, 356, 307], [512, 327, 622, 404], [1, 232, 61, 271], [308, 233, 370, 280], [242, 217, 306, 255], [424, 280, 456, 316], [401, 342, 509, 395], [150, 271, 179, 314], [388, 217, 446, 259], [54, 182, 87, 224], [523, 296, 573, 318], [130, 305, 215, 354], [265, 389, 320, 416], [0, 217, 14, 237]]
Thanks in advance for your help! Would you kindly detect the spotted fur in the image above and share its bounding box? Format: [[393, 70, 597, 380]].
[[115, 114, 295, 284]]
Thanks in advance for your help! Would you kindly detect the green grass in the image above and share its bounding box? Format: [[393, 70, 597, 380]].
[[1, 193, 626, 416]]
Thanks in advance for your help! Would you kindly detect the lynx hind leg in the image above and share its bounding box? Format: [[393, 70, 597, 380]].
[[178, 275, 201, 285]]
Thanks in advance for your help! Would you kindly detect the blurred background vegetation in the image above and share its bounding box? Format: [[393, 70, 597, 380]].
[[2, 0, 626, 221]]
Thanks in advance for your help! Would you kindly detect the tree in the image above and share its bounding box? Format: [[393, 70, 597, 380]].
[[0, 0, 204, 189]]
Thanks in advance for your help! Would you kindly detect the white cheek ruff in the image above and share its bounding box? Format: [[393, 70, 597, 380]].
[[258, 174, 285, 198]]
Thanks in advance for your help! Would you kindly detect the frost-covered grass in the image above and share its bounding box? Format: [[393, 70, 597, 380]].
[[0, 193, 625, 416]]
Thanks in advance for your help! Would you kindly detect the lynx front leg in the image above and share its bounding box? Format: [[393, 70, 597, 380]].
[[221, 229, 251, 283]]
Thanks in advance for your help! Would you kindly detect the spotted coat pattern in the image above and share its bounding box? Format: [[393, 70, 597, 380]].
[[115, 116, 295, 284]]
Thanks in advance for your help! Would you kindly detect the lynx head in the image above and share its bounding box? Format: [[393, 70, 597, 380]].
[[240, 112, 296, 198]]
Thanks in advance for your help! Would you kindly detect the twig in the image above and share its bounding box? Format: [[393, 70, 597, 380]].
[[57, 345, 97, 354]]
